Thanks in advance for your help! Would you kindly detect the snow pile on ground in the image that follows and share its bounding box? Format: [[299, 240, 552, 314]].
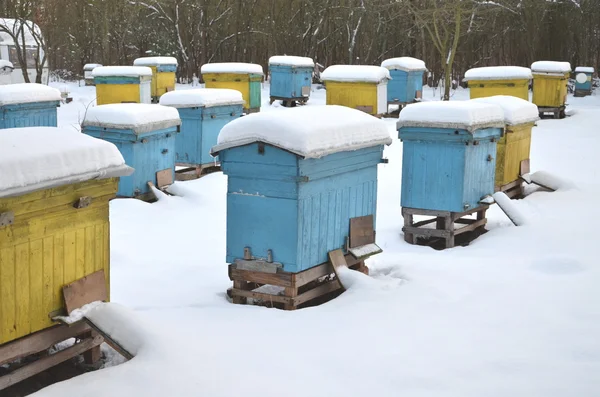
[[381, 57, 427, 71], [133, 56, 178, 66], [268, 56, 314, 68], [531, 61, 571, 74], [397, 101, 505, 132], [83, 103, 181, 133], [0, 59, 14, 69], [464, 66, 533, 81], [471, 95, 539, 125], [201, 62, 264, 75], [159, 88, 244, 108], [575, 66, 594, 73], [0, 83, 61, 105], [0, 126, 130, 197], [321, 65, 391, 83], [92, 66, 152, 77], [212, 105, 392, 158]]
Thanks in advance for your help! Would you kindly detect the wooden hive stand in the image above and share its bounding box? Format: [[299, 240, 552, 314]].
[[175, 162, 221, 181]]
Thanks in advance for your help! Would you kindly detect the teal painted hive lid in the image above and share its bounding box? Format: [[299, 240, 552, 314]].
[[397, 101, 505, 132], [160, 88, 245, 108], [211, 105, 392, 159], [381, 57, 427, 72], [83, 103, 181, 134], [0, 83, 61, 106], [0, 126, 132, 198], [471, 96, 539, 126], [133, 56, 178, 66], [464, 66, 532, 81], [92, 66, 152, 78], [200, 62, 264, 75]]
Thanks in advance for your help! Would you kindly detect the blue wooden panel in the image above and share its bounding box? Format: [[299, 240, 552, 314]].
[[249, 75, 262, 109], [463, 139, 497, 209], [387, 70, 425, 103], [575, 73, 593, 91], [94, 76, 141, 85], [157, 64, 177, 72], [0, 101, 59, 129], [269, 65, 312, 100]]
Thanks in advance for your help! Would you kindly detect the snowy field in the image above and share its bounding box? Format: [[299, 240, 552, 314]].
[[35, 82, 600, 396]]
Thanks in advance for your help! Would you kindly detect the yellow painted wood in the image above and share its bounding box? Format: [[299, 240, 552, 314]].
[[324, 81, 379, 115], [203, 72, 251, 110], [468, 79, 530, 100], [156, 70, 176, 98], [96, 83, 141, 105], [0, 178, 118, 345], [532, 73, 568, 108], [495, 122, 534, 187]]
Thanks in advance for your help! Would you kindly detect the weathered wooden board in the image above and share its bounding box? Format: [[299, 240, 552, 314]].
[[349, 215, 375, 248], [328, 249, 348, 290], [156, 168, 173, 188], [62, 270, 107, 315]]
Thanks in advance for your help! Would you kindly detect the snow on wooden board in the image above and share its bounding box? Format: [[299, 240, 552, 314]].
[[321, 65, 391, 83], [531, 61, 571, 74], [159, 88, 244, 108], [575, 66, 594, 73], [397, 101, 505, 132], [200, 62, 264, 75], [268, 55, 314, 68], [0, 59, 14, 69], [381, 57, 427, 72], [133, 56, 178, 66], [0, 83, 61, 106], [471, 95, 539, 126], [92, 66, 153, 77], [0, 127, 130, 197], [464, 66, 533, 81], [83, 63, 102, 71], [211, 105, 392, 158], [83, 103, 181, 134]]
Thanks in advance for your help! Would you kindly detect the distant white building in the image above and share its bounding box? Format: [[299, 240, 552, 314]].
[[0, 18, 49, 85]]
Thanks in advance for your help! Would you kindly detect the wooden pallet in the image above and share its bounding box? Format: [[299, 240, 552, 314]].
[[228, 256, 368, 311], [175, 163, 221, 181], [495, 179, 524, 199], [269, 96, 308, 107], [402, 205, 489, 249]]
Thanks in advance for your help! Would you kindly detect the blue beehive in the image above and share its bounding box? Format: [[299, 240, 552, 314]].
[[211, 105, 392, 273], [381, 57, 427, 106], [397, 101, 505, 213], [159, 88, 244, 167], [268, 55, 314, 105], [574, 66, 594, 97], [0, 83, 61, 128], [82, 103, 181, 199]]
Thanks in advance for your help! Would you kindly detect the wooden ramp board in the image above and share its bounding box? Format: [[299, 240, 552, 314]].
[[492, 192, 524, 226], [328, 249, 348, 290], [62, 270, 107, 315]]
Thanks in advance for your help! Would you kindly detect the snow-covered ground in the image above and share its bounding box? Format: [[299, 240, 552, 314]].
[[34, 81, 600, 397]]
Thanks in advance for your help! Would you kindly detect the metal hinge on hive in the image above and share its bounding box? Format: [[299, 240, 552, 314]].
[[0, 211, 14, 227]]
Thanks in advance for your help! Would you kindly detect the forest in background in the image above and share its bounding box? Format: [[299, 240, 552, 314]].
[[1, 0, 599, 91]]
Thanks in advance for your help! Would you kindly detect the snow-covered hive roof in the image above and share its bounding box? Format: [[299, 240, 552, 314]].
[[397, 101, 505, 132], [200, 62, 264, 75], [321, 65, 391, 83], [575, 66, 594, 73], [0, 59, 14, 69], [470, 96, 539, 126], [133, 56, 178, 66], [268, 56, 314, 68], [83, 63, 102, 71], [0, 127, 132, 198], [0, 83, 61, 106], [381, 57, 427, 72], [92, 66, 153, 77], [464, 66, 533, 81], [159, 88, 244, 108], [82, 104, 181, 134], [211, 105, 392, 158], [531, 61, 571, 74], [0, 18, 42, 46]]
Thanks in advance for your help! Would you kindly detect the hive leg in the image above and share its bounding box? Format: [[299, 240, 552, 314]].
[[403, 213, 415, 244], [283, 287, 298, 311], [444, 215, 455, 248]]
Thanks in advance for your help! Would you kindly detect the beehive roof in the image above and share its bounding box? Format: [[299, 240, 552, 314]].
[[82, 104, 181, 134], [83, 63, 102, 70], [321, 65, 391, 83], [464, 66, 532, 81], [471, 96, 539, 126], [133, 56, 178, 66], [381, 57, 427, 72], [531, 61, 571, 74], [0, 127, 131, 198], [159, 88, 244, 108], [0, 83, 61, 106], [396, 101, 505, 132], [575, 66, 594, 73], [211, 105, 392, 158], [268, 56, 315, 67], [92, 66, 153, 77], [200, 62, 264, 75]]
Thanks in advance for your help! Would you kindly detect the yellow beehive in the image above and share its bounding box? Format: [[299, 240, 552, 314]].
[[201, 63, 263, 113], [133, 56, 178, 102], [0, 127, 131, 345], [93, 66, 153, 105], [321, 65, 390, 116], [464, 66, 532, 100], [531, 61, 571, 119]]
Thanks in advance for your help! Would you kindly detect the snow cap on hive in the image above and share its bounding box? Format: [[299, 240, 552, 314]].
[[268, 56, 315, 68], [464, 66, 533, 81], [82, 103, 181, 134], [471, 96, 539, 126], [321, 65, 391, 83], [0, 83, 61, 106], [92, 66, 153, 77], [575, 66, 594, 73], [396, 101, 505, 132], [133, 56, 178, 66], [83, 63, 102, 71], [381, 57, 427, 72], [0, 126, 132, 198], [200, 62, 264, 75], [0, 59, 14, 69], [531, 61, 571, 75], [211, 105, 392, 158], [160, 88, 245, 108]]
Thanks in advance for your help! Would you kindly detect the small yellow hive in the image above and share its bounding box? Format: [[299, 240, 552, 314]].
[[0, 126, 131, 345], [464, 66, 532, 100], [93, 66, 153, 105], [133, 56, 178, 102], [531, 61, 571, 119], [320, 65, 391, 116], [201, 63, 263, 113]]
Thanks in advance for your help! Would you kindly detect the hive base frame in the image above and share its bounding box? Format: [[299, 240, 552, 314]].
[[574, 89, 592, 97], [537, 106, 565, 119], [0, 322, 103, 391], [227, 256, 368, 311], [402, 205, 490, 249], [495, 179, 524, 199], [175, 162, 221, 181], [244, 107, 261, 115], [269, 96, 309, 107]]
